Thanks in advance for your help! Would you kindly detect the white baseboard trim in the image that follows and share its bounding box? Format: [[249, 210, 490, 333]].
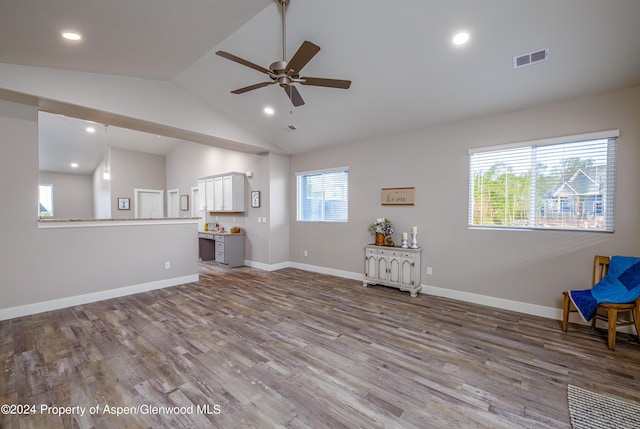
[[260, 261, 563, 321], [288, 262, 363, 281], [420, 284, 561, 320], [0, 274, 199, 321], [12, 259, 626, 334], [420, 284, 636, 333], [278, 261, 565, 321], [244, 259, 291, 272]]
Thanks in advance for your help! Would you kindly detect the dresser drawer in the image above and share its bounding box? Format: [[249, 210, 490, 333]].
[[198, 233, 214, 239], [215, 252, 226, 263], [214, 235, 225, 243], [215, 241, 225, 252]]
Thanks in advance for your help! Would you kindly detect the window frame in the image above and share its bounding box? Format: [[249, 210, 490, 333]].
[[296, 166, 349, 223], [468, 130, 618, 233], [39, 184, 54, 218]]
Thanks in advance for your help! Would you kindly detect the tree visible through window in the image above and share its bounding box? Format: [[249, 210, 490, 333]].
[[296, 168, 348, 222], [468, 132, 617, 232], [39, 184, 54, 217]]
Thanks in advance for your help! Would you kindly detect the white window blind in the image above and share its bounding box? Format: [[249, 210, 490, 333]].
[[468, 131, 617, 232], [296, 167, 349, 222]]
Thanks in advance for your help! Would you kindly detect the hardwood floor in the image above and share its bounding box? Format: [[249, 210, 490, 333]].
[[1, 263, 639, 428]]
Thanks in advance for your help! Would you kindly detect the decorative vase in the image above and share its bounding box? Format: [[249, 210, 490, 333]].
[[385, 236, 394, 247], [375, 232, 385, 246]]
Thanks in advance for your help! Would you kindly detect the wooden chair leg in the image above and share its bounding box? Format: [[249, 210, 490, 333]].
[[607, 308, 617, 351], [562, 292, 570, 332], [634, 304, 640, 343]]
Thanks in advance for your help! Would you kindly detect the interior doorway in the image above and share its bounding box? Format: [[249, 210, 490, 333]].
[[134, 188, 164, 218], [191, 186, 201, 218], [167, 189, 179, 218]]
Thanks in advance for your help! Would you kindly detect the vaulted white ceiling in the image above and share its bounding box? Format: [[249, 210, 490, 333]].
[[2, 0, 640, 167]]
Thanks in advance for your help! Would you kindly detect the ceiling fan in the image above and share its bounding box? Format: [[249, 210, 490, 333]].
[[215, 0, 351, 107]]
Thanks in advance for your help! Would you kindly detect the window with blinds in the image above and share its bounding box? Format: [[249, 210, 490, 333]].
[[296, 167, 349, 222], [468, 130, 617, 232]]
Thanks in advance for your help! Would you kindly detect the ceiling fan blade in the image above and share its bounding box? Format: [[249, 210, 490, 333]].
[[286, 41, 320, 74], [284, 85, 305, 107], [299, 77, 352, 89], [231, 81, 275, 94], [216, 50, 271, 75]]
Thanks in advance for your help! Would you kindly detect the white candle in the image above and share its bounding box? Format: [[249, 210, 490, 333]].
[[402, 232, 408, 240], [411, 226, 417, 234]]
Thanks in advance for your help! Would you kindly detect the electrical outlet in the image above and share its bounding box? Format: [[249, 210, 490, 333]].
[[304, 250, 308, 257], [165, 261, 171, 270], [426, 266, 432, 275]]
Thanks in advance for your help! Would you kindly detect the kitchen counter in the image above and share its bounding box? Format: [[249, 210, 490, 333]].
[[198, 231, 245, 236], [198, 231, 245, 267], [38, 217, 200, 229]]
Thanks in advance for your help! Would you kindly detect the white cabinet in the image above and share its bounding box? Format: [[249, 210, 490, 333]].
[[198, 172, 245, 212], [197, 179, 206, 211], [222, 175, 234, 210], [198, 233, 245, 267], [363, 245, 422, 297], [213, 176, 224, 211], [213, 233, 245, 267], [197, 178, 215, 211], [205, 177, 214, 211]]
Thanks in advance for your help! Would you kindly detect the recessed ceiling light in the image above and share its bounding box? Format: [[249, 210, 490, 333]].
[[70, 162, 79, 168], [452, 32, 470, 46], [263, 106, 275, 115], [62, 32, 82, 41], [86, 126, 96, 133]]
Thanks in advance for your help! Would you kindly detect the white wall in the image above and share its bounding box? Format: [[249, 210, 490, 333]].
[[110, 148, 166, 218], [39, 171, 93, 219], [0, 99, 199, 317], [268, 153, 291, 266], [165, 140, 290, 266], [93, 156, 111, 218], [289, 86, 640, 311]]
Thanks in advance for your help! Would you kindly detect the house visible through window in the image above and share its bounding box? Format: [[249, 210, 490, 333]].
[[39, 184, 54, 217], [468, 130, 617, 232], [296, 167, 349, 222]]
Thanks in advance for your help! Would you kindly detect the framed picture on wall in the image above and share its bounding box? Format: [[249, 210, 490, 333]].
[[381, 187, 415, 206], [118, 198, 130, 210], [251, 191, 261, 208]]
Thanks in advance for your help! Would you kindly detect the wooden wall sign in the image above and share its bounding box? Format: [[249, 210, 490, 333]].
[[381, 187, 415, 205]]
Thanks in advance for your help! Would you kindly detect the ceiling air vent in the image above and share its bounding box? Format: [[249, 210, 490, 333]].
[[288, 125, 297, 131], [513, 48, 549, 69]]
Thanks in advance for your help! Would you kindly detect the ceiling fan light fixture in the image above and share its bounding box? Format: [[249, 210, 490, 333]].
[[215, 0, 350, 107]]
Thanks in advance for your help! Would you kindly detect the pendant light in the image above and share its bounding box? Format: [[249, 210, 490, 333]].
[[103, 124, 111, 180]]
